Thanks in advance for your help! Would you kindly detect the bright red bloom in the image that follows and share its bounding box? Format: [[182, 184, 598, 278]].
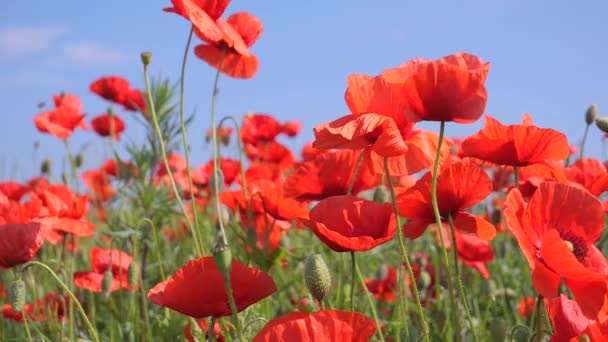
[[34, 93, 86, 139], [301, 142, 322, 161], [82, 169, 116, 202], [74, 248, 134, 293], [461, 115, 570, 166], [245, 140, 295, 170], [299, 195, 396, 252], [253, 310, 376, 342], [397, 159, 496, 240], [89, 76, 129, 103], [203, 158, 241, 186], [518, 297, 535, 319], [454, 230, 494, 279], [381, 52, 490, 123], [546, 295, 601, 342], [194, 12, 263, 79], [365, 266, 398, 303], [281, 121, 301, 137], [241, 114, 282, 144], [164, 0, 229, 42], [565, 158, 608, 196], [0, 222, 43, 268], [2, 292, 70, 322], [184, 319, 225, 342], [242, 162, 282, 184], [121, 89, 147, 112], [90, 114, 126, 140], [103, 159, 138, 178], [504, 182, 608, 318], [148, 257, 276, 318], [284, 150, 378, 201]]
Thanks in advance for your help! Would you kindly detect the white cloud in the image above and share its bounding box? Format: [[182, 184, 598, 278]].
[[0, 26, 65, 57], [63, 42, 130, 66]]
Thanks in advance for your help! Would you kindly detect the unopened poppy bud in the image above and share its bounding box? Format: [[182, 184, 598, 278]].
[[210, 168, 224, 193], [74, 154, 84, 168], [586, 104, 599, 125], [578, 334, 591, 342], [488, 318, 508, 341], [373, 186, 389, 204], [9, 279, 26, 313], [212, 243, 232, 275], [304, 254, 331, 303], [101, 271, 114, 298], [416, 271, 432, 289], [40, 159, 52, 174], [140, 52, 152, 66], [127, 262, 139, 288], [221, 134, 231, 146], [595, 116, 608, 133], [61, 172, 69, 185]]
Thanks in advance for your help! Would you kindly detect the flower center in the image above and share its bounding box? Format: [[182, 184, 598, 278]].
[[559, 230, 588, 261]]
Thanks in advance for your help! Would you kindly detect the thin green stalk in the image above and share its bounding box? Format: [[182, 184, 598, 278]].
[[142, 58, 203, 256], [429, 121, 460, 339], [21, 261, 99, 342], [21, 309, 33, 342], [143, 218, 167, 281], [350, 251, 356, 312], [535, 295, 544, 342], [447, 214, 478, 341], [384, 158, 429, 341], [62, 139, 79, 192], [355, 260, 386, 342], [513, 165, 519, 188], [580, 123, 590, 160], [346, 151, 365, 195], [222, 273, 246, 341]]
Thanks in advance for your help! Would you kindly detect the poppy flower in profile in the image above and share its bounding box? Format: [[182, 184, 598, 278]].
[[453, 230, 494, 279], [90, 114, 126, 140], [461, 114, 570, 167], [240, 114, 282, 144], [34, 93, 87, 140], [284, 150, 378, 201], [299, 195, 396, 252], [504, 182, 608, 319], [0, 222, 43, 268], [203, 158, 241, 186], [281, 121, 301, 137], [148, 256, 276, 318], [194, 12, 263, 79], [89, 76, 130, 103], [74, 248, 134, 293], [565, 158, 608, 196], [253, 310, 376, 342], [82, 169, 116, 202], [397, 159, 496, 240], [164, 0, 229, 43], [381, 52, 490, 123]]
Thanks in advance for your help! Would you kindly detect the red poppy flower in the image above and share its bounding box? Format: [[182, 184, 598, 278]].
[[0, 281, 4, 298], [148, 256, 276, 318], [184, 319, 225, 342], [245, 140, 295, 170], [74, 248, 134, 293], [103, 159, 138, 178], [82, 169, 116, 202], [164, 0, 229, 43], [381, 52, 490, 123], [0, 182, 28, 201], [518, 297, 535, 319], [121, 89, 147, 113], [397, 159, 496, 240], [241, 162, 282, 184], [2, 292, 70, 322], [0, 222, 43, 268], [90, 114, 126, 140], [313, 71, 447, 175], [454, 230, 494, 279], [284, 150, 378, 201], [281, 121, 301, 137], [253, 310, 376, 341], [203, 158, 241, 186], [34, 93, 86, 140], [206, 127, 233, 145], [194, 12, 262, 79], [504, 182, 608, 318], [365, 266, 399, 303], [2, 303, 35, 322], [299, 195, 396, 252], [301, 142, 322, 161], [461, 115, 570, 166], [546, 295, 597, 342], [89, 76, 130, 103], [240, 114, 282, 144], [565, 158, 608, 196]]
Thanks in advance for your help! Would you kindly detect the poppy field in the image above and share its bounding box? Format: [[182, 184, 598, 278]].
[[3, 1, 608, 342]]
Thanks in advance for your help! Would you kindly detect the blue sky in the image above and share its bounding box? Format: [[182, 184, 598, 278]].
[[1, 1, 608, 180]]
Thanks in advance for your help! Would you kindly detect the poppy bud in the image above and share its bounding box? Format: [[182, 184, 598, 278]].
[[304, 254, 331, 303], [210, 168, 225, 193], [586, 104, 598, 125], [40, 158, 52, 174], [221, 134, 231, 146], [74, 154, 84, 168], [127, 262, 140, 288], [596, 116, 608, 133], [416, 271, 432, 289], [9, 279, 26, 313], [373, 186, 389, 204], [578, 335, 591, 342], [140, 52, 152, 66], [61, 172, 69, 185], [487, 318, 508, 341], [212, 242, 232, 275], [102, 270, 114, 298]]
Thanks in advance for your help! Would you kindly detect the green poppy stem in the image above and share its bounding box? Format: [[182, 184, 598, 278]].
[[350, 251, 356, 312], [354, 255, 386, 342]]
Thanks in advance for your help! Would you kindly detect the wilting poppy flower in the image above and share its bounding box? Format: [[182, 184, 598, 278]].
[[194, 12, 263, 79], [0, 222, 43, 268], [299, 195, 396, 252], [504, 182, 608, 318], [397, 159, 496, 240], [148, 256, 276, 318], [253, 310, 376, 341], [461, 115, 569, 167], [281, 121, 301, 137], [381, 52, 490, 123], [33, 93, 87, 139], [313, 71, 447, 175], [240, 114, 283, 144], [90, 114, 126, 140], [518, 297, 535, 319], [284, 150, 378, 201], [74, 248, 134, 293]]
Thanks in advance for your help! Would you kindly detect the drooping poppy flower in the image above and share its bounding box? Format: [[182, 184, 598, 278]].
[[504, 182, 608, 319], [33, 93, 87, 140], [518, 297, 535, 319], [252, 310, 376, 342], [206, 126, 233, 145], [90, 114, 126, 140], [121, 89, 147, 113], [194, 12, 263, 79], [461, 115, 570, 167], [299, 195, 396, 252], [313, 70, 448, 175], [281, 121, 301, 137], [74, 247, 134, 293], [0, 222, 43, 268], [397, 159, 496, 240], [163, 0, 229, 43], [240, 114, 282, 144], [381, 52, 490, 123], [148, 256, 276, 318], [284, 150, 378, 201]]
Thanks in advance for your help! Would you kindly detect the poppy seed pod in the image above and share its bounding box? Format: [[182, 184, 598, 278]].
[[40, 158, 52, 174], [212, 243, 232, 275], [9, 279, 26, 313], [373, 186, 389, 204], [595, 116, 608, 133], [304, 254, 331, 303], [101, 270, 114, 298], [127, 262, 140, 288], [140, 52, 152, 66], [586, 104, 599, 125]]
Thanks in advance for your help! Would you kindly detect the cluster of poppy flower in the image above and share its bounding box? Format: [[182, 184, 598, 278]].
[[4, 0, 608, 340]]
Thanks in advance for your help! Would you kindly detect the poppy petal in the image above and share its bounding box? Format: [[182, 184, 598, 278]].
[[452, 212, 496, 240]]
